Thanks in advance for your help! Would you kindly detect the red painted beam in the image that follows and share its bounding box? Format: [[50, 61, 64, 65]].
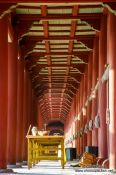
[[29, 51, 89, 56], [41, 5, 52, 118], [23, 35, 95, 41], [0, 3, 16, 15], [35, 64, 85, 71], [30, 29, 95, 33], [31, 20, 100, 31], [55, 4, 102, 9], [32, 23, 88, 27], [16, 13, 101, 21], [0, 0, 115, 3], [35, 63, 85, 67]]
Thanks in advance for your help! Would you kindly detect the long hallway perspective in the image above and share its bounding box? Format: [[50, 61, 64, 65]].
[[0, 0, 116, 174]]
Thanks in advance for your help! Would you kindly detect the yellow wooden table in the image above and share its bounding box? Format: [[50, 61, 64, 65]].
[[26, 135, 66, 169]]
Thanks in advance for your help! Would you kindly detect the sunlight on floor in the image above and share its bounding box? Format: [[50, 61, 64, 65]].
[[10, 160, 114, 175], [12, 160, 75, 175]]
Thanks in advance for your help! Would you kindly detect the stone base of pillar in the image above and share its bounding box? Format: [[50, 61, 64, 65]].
[[22, 161, 27, 165], [16, 162, 22, 167], [0, 169, 14, 173], [7, 164, 17, 168]]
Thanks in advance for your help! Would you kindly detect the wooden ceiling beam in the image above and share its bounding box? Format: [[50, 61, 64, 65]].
[[30, 74, 82, 82], [41, 5, 53, 119], [0, 3, 17, 17], [16, 13, 101, 21], [34, 63, 86, 68], [59, 5, 78, 118], [29, 51, 89, 57], [17, 5, 72, 10], [22, 35, 95, 41], [30, 29, 95, 33], [0, 0, 113, 3], [32, 23, 88, 27]]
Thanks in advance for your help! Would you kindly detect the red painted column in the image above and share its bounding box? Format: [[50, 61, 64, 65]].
[[76, 92, 80, 156], [75, 120, 77, 149], [79, 80, 83, 155], [38, 106, 44, 130], [31, 91, 36, 126], [16, 55, 24, 165], [92, 37, 99, 146], [98, 15, 107, 158], [87, 52, 92, 146], [107, 12, 116, 169], [32, 96, 38, 126], [22, 68, 28, 162], [83, 68, 87, 151], [27, 76, 33, 128], [81, 78, 85, 153], [7, 34, 18, 167], [75, 93, 78, 150], [72, 98, 76, 147], [77, 91, 81, 155], [0, 16, 8, 169]]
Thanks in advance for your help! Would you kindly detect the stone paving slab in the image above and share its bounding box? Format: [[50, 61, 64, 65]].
[[0, 161, 116, 175], [9, 161, 75, 175]]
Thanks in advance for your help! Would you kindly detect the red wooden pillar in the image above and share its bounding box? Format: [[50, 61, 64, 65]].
[[0, 16, 8, 169], [83, 68, 88, 151], [75, 120, 77, 149], [87, 52, 92, 146], [16, 56, 24, 165], [75, 93, 78, 150], [38, 105, 44, 130], [79, 81, 83, 154], [72, 98, 76, 148], [7, 34, 18, 167], [98, 15, 107, 158], [27, 76, 32, 128], [92, 37, 99, 146], [76, 92, 80, 156], [80, 78, 84, 154], [107, 12, 116, 169], [22, 68, 28, 162], [32, 95, 35, 126], [32, 96, 38, 126], [77, 91, 81, 155]]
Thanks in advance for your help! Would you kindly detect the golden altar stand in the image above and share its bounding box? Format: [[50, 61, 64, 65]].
[[26, 135, 66, 169]]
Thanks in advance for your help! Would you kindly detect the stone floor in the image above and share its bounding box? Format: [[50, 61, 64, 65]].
[[0, 161, 115, 175]]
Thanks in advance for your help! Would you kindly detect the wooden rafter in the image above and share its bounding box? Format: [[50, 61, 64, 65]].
[[2, 2, 107, 123]]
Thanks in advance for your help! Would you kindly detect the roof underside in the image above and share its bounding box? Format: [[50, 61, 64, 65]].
[[1, 1, 114, 124]]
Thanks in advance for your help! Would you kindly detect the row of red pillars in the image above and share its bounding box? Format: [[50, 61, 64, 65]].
[[0, 15, 39, 169], [64, 12, 116, 169]]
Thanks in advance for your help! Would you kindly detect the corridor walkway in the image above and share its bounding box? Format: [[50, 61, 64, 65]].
[[0, 160, 114, 175], [12, 161, 75, 175]]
